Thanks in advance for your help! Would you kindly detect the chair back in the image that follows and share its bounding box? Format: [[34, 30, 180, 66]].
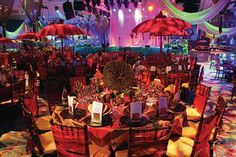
[[13, 70, 25, 80], [191, 111, 219, 157], [69, 76, 87, 94], [50, 120, 89, 157], [75, 65, 86, 76], [193, 84, 211, 115], [22, 105, 44, 154], [24, 87, 38, 117], [167, 73, 182, 93], [0, 86, 12, 103], [212, 96, 227, 141], [11, 79, 25, 103], [198, 66, 204, 83], [189, 64, 201, 91], [43, 81, 61, 114], [128, 126, 171, 157]]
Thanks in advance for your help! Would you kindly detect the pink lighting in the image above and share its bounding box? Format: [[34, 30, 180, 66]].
[[148, 4, 154, 12]]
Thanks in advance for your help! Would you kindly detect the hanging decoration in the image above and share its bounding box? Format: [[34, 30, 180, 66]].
[[0, 0, 15, 36], [199, 22, 236, 37], [6, 22, 25, 39], [6, 23, 25, 39], [159, 0, 230, 24], [21, 0, 42, 32]]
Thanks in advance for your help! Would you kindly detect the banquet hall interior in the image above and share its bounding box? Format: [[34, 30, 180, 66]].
[[0, 0, 236, 156]]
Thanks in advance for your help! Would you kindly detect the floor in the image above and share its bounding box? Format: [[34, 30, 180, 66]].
[[0, 62, 235, 157]]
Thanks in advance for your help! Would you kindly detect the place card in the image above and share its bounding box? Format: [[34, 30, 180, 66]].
[[68, 96, 76, 115], [166, 66, 172, 73], [159, 96, 168, 117], [150, 66, 156, 71], [130, 102, 142, 122], [91, 101, 103, 124], [178, 65, 182, 71]]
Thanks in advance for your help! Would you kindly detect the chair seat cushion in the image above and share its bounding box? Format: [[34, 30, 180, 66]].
[[36, 115, 52, 131], [89, 144, 111, 157], [167, 136, 211, 157], [182, 125, 215, 141], [35, 131, 56, 154], [182, 127, 197, 140], [186, 106, 201, 121], [167, 136, 194, 157]]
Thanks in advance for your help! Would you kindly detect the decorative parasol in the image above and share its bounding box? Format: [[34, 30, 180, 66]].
[[103, 61, 136, 91], [0, 37, 13, 44], [17, 32, 39, 40], [132, 12, 191, 34], [38, 24, 86, 51], [0, 37, 14, 51], [131, 12, 191, 52], [38, 24, 86, 37]]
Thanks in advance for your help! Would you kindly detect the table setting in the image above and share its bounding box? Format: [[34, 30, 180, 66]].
[[51, 61, 187, 151]]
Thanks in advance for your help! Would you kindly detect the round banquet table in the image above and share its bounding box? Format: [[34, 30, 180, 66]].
[[52, 102, 186, 151]]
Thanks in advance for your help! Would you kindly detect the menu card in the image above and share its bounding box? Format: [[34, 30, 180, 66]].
[[159, 96, 168, 117], [91, 101, 103, 124], [68, 96, 76, 115], [166, 66, 172, 73], [130, 102, 142, 122]]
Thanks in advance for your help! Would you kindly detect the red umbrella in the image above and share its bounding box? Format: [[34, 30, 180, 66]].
[[17, 32, 38, 40], [132, 13, 191, 34], [0, 37, 13, 44], [0, 37, 14, 51], [38, 24, 86, 52], [131, 12, 191, 52], [38, 24, 86, 37]]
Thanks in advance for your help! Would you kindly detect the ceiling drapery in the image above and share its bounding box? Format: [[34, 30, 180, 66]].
[[21, 0, 42, 32], [159, 0, 230, 24], [199, 22, 236, 37], [159, 0, 236, 36]]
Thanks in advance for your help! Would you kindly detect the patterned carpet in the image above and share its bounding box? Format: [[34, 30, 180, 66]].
[[0, 62, 235, 157]]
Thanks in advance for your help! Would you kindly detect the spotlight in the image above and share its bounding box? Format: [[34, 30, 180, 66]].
[[110, 0, 114, 8], [55, 6, 59, 11], [133, 1, 138, 8], [148, 4, 154, 12], [123, 0, 129, 8], [128, 9, 132, 13], [118, 9, 124, 26], [92, 0, 96, 7], [113, 8, 116, 12], [117, 0, 122, 9], [105, 0, 110, 10]]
